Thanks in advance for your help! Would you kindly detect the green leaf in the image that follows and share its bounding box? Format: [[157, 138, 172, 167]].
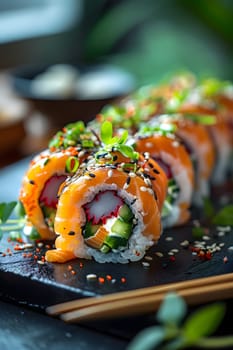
[[14, 201, 26, 218], [203, 197, 215, 219], [127, 326, 165, 350], [118, 130, 128, 144], [183, 303, 226, 344], [212, 205, 233, 226], [118, 145, 139, 160], [156, 292, 187, 325], [0, 202, 17, 223], [101, 121, 113, 144]]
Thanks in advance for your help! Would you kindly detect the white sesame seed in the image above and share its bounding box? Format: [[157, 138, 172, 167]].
[[144, 255, 153, 261], [203, 235, 210, 241], [155, 252, 164, 258], [142, 262, 150, 267], [228, 246, 233, 251], [172, 141, 179, 147], [219, 243, 225, 247], [180, 240, 189, 247], [145, 142, 153, 148], [171, 249, 179, 253], [140, 186, 147, 192], [129, 172, 136, 177], [37, 260, 45, 265], [123, 183, 129, 190], [23, 243, 34, 249], [168, 252, 174, 256], [86, 274, 97, 281], [111, 279, 116, 284], [165, 236, 173, 241], [37, 242, 44, 248], [107, 170, 113, 178], [78, 150, 85, 158]]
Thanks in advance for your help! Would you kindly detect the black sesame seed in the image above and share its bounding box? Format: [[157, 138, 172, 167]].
[[29, 180, 35, 185], [153, 168, 160, 174], [68, 231, 75, 236], [148, 162, 154, 168], [126, 177, 131, 185], [89, 173, 96, 178], [113, 155, 118, 161], [131, 198, 137, 205]]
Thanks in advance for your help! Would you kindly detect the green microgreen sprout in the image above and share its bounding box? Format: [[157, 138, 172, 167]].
[[165, 89, 190, 113], [138, 122, 177, 137], [200, 78, 232, 98], [127, 292, 233, 350], [184, 114, 216, 125], [96, 121, 139, 162], [49, 121, 94, 150]]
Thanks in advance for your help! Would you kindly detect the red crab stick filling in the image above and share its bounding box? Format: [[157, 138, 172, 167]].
[[82, 190, 135, 253], [39, 174, 67, 227]]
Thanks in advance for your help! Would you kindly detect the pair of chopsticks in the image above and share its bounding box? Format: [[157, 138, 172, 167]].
[[46, 273, 233, 323]]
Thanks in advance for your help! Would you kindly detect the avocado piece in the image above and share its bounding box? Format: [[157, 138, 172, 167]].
[[104, 234, 128, 249], [118, 204, 134, 222], [83, 222, 100, 239], [111, 218, 133, 239]]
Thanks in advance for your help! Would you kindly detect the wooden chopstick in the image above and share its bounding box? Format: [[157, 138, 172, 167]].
[[46, 272, 233, 319], [60, 279, 233, 322]]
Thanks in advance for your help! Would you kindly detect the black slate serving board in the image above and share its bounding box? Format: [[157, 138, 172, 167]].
[[1, 188, 233, 309], [0, 159, 233, 328], [1, 159, 233, 343]]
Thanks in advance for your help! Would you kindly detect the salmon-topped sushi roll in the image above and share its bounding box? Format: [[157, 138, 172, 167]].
[[176, 87, 232, 185], [153, 114, 216, 206], [46, 122, 167, 263], [19, 122, 99, 240], [135, 122, 194, 227], [19, 147, 80, 240]]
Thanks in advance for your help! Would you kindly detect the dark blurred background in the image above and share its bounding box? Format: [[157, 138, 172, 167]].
[[1, 0, 233, 83], [0, 0, 233, 166]]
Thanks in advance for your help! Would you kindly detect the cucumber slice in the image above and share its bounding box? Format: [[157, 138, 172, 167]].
[[100, 244, 111, 253], [118, 204, 133, 222], [111, 219, 133, 239], [104, 234, 128, 249], [83, 222, 100, 239]]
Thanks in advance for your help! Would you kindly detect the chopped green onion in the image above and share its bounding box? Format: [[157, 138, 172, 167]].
[[65, 157, 79, 173]]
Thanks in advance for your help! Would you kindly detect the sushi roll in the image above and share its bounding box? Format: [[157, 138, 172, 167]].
[[19, 122, 99, 240], [135, 122, 194, 227], [45, 122, 167, 263], [152, 114, 216, 205], [178, 102, 231, 185], [19, 147, 80, 240]]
